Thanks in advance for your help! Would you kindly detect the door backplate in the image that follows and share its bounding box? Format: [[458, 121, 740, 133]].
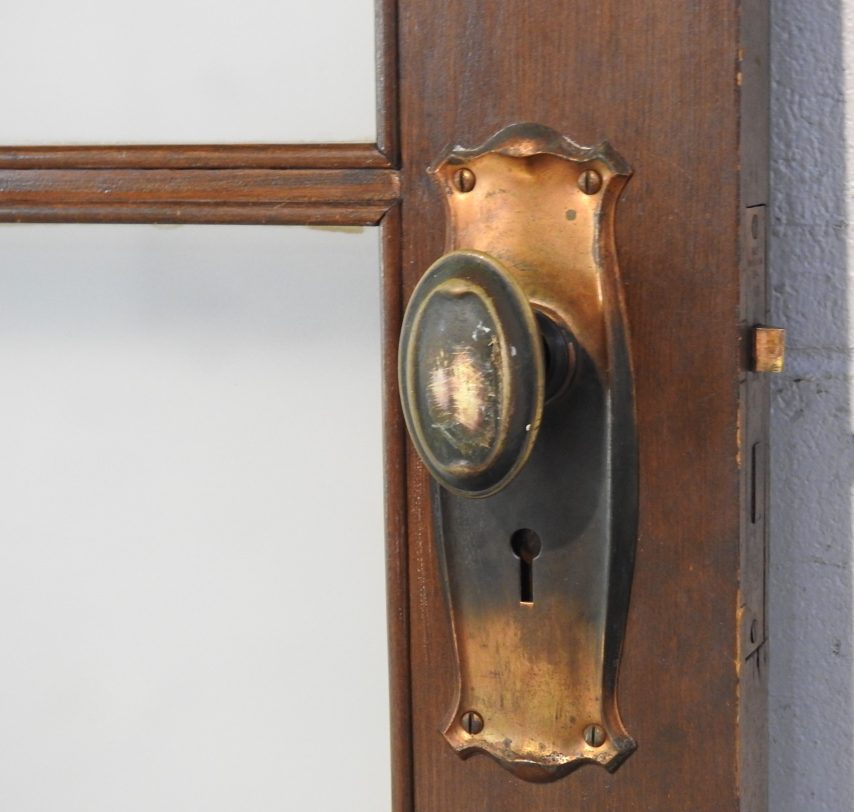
[[399, 123, 638, 781]]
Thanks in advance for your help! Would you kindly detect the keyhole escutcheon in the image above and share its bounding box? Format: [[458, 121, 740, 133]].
[[510, 529, 542, 604]]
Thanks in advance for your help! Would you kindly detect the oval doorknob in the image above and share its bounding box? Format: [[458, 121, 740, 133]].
[[398, 250, 574, 498]]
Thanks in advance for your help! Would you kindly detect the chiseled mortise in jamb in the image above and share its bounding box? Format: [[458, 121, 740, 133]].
[[737, 2, 771, 811]]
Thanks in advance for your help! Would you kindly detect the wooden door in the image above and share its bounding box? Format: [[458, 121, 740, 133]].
[[392, 2, 769, 810], [0, 1, 769, 809]]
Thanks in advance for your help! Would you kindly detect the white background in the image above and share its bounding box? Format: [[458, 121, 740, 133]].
[[0, 0, 376, 143], [0, 225, 389, 810]]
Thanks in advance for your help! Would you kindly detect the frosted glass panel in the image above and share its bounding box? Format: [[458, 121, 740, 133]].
[[0, 2, 376, 143], [0, 225, 388, 810]]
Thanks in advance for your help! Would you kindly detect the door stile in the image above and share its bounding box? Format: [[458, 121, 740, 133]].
[[380, 203, 416, 812], [395, 1, 769, 810]]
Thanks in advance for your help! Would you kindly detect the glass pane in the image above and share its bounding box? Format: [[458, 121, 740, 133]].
[[0, 224, 389, 810], [0, 1, 375, 144]]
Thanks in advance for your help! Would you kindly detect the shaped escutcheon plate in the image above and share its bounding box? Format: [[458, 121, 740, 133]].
[[417, 123, 638, 782]]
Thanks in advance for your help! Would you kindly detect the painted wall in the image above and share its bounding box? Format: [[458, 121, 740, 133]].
[[770, 1, 853, 808]]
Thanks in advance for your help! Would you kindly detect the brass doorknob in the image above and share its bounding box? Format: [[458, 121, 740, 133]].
[[399, 250, 574, 497]]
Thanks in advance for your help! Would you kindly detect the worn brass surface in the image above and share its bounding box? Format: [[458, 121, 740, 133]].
[[399, 251, 546, 497], [752, 326, 786, 373], [421, 123, 637, 781]]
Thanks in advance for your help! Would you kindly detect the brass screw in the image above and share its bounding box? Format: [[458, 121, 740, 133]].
[[583, 724, 606, 748], [461, 711, 484, 734], [578, 169, 602, 195], [454, 167, 476, 193]]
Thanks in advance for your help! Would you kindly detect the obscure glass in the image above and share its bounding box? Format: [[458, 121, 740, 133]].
[[0, 224, 389, 810], [0, 1, 376, 144]]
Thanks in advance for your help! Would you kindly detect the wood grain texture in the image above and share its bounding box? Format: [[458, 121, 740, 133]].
[[0, 143, 393, 170], [393, 1, 769, 810], [376, 0, 400, 165], [0, 168, 400, 225], [0, 203, 393, 226], [380, 206, 415, 812]]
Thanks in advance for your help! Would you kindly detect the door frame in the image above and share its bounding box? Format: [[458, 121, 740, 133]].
[[0, 2, 770, 809]]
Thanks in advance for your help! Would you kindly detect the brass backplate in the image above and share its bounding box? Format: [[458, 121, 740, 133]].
[[428, 124, 637, 781]]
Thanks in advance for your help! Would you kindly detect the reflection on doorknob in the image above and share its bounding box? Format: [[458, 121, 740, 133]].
[[399, 249, 576, 497], [398, 123, 639, 782]]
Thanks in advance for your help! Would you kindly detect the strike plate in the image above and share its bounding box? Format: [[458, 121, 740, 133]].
[[428, 124, 638, 781]]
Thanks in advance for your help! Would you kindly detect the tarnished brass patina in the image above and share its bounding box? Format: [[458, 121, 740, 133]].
[[400, 251, 548, 496], [399, 250, 576, 497], [752, 326, 786, 373], [400, 123, 637, 782]]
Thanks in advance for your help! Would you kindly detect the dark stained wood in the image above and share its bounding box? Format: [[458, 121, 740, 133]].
[[0, 203, 393, 226], [0, 168, 399, 225], [0, 143, 393, 170], [380, 205, 415, 812], [0, 167, 398, 205], [376, 0, 400, 166], [393, 1, 769, 810]]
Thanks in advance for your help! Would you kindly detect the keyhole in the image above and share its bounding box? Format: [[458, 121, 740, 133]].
[[510, 529, 542, 604]]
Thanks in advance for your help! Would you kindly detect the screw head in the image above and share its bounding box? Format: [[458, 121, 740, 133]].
[[454, 167, 477, 193], [577, 169, 602, 195], [460, 710, 484, 735], [583, 723, 606, 748]]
